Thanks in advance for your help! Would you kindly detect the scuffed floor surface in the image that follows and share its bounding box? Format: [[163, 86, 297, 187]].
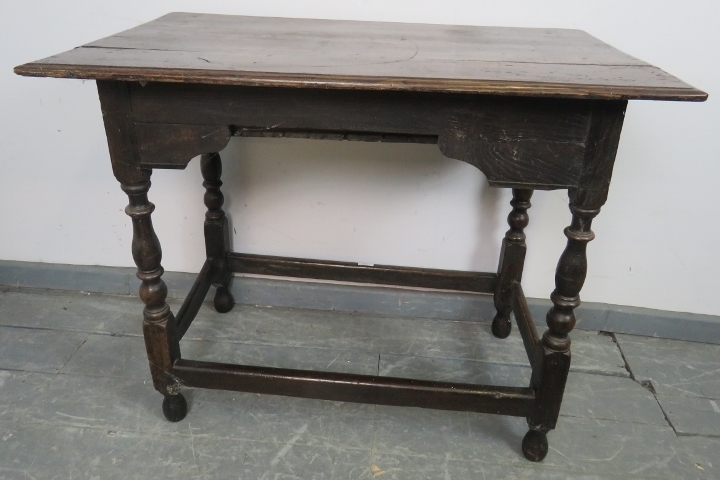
[[0, 287, 717, 479]]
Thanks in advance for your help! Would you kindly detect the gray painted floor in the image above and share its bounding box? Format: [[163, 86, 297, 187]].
[[0, 287, 717, 479]]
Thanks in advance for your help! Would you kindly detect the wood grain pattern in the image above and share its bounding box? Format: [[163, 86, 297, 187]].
[[127, 83, 594, 189], [511, 284, 543, 371], [96, 81, 144, 184], [16, 12, 707, 461], [172, 359, 535, 416], [175, 258, 213, 339], [228, 252, 498, 293], [15, 12, 706, 101], [135, 123, 231, 168]]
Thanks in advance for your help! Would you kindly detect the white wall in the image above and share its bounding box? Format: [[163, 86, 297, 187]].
[[1, 1, 718, 315]]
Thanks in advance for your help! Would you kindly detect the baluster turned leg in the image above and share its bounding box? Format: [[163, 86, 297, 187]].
[[522, 200, 599, 461], [121, 172, 187, 422], [492, 189, 533, 338], [201, 152, 234, 313]]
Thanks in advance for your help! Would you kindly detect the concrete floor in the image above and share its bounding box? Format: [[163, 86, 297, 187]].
[[0, 287, 718, 479]]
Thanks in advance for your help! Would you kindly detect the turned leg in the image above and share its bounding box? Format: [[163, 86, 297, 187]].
[[492, 188, 533, 338], [121, 172, 187, 422], [201, 152, 234, 313], [523, 200, 599, 461]]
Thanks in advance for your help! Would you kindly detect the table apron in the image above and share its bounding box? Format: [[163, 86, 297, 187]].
[[119, 82, 615, 189]]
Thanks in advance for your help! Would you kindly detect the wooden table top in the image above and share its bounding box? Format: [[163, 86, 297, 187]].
[[15, 12, 706, 101]]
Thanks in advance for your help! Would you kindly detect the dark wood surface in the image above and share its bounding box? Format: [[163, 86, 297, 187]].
[[511, 284, 542, 371], [228, 252, 498, 293], [175, 259, 213, 339], [172, 359, 535, 416], [200, 152, 235, 313], [119, 173, 180, 397], [120, 82, 604, 189], [492, 188, 533, 338], [14, 13, 707, 461], [15, 12, 706, 100]]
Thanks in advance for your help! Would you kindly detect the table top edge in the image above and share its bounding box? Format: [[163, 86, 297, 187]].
[[13, 62, 708, 102]]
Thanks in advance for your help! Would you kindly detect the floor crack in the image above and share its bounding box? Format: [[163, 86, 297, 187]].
[[23, 333, 90, 412], [606, 331, 679, 435]]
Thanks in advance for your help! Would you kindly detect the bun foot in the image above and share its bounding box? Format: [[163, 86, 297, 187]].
[[522, 429, 548, 462], [214, 285, 235, 313], [491, 313, 512, 339], [162, 393, 188, 422]]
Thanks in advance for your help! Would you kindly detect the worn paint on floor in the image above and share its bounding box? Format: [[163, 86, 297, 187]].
[[0, 287, 717, 479]]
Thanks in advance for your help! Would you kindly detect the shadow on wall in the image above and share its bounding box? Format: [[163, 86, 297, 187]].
[[202, 136, 509, 273]]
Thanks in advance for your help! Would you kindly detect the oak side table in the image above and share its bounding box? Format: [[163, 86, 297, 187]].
[[15, 13, 706, 462]]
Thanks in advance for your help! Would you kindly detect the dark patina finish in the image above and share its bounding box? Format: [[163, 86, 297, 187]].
[[15, 13, 706, 461]]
